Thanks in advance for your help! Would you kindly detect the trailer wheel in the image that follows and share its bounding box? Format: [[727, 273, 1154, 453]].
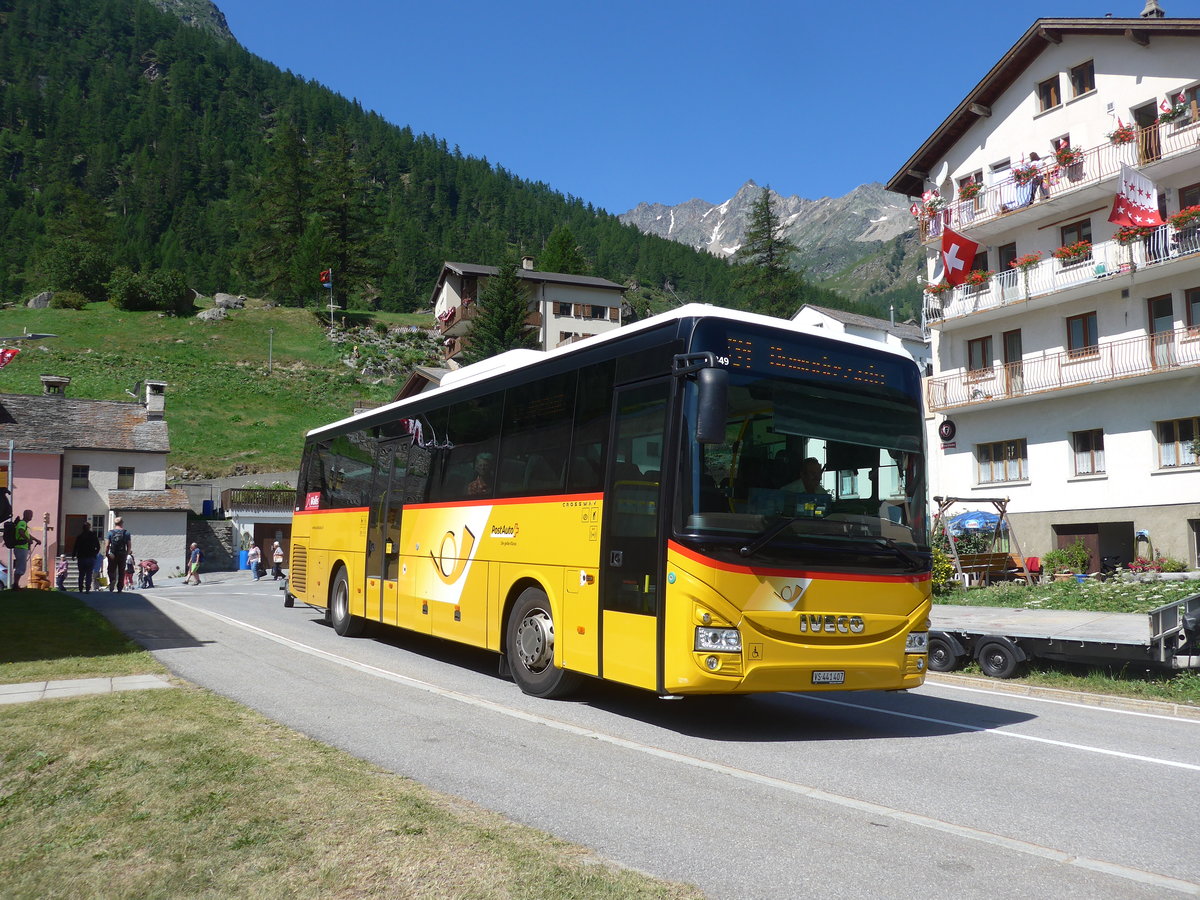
[[927, 634, 965, 672], [976, 638, 1026, 679]]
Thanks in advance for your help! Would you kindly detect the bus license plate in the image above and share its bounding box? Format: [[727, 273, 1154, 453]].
[[812, 671, 845, 685]]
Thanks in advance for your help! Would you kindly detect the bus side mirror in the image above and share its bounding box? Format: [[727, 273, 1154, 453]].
[[695, 368, 728, 444]]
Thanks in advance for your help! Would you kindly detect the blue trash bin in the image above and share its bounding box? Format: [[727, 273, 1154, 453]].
[[239, 550, 249, 570]]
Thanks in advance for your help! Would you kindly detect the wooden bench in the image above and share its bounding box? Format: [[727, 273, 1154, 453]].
[[954, 551, 1015, 586]]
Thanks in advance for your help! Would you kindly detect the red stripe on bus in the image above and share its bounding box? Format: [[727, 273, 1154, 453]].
[[667, 540, 930, 584], [404, 492, 603, 510]]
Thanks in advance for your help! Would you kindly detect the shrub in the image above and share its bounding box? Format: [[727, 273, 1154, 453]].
[[1043, 538, 1091, 573], [107, 267, 192, 314], [931, 547, 957, 595], [1160, 556, 1188, 573], [49, 290, 87, 310]]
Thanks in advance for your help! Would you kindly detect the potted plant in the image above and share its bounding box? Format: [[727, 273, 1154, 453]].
[[1009, 251, 1043, 270], [1043, 539, 1092, 580], [924, 280, 954, 296], [1107, 121, 1137, 145], [1054, 145, 1085, 167], [1158, 95, 1189, 124], [1052, 240, 1092, 264], [1115, 225, 1155, 244], [1011, 161, 1038, 186], [1168, 204, 1200, 232], [958, 180, 983, 201], [962, 269, 992, 288]]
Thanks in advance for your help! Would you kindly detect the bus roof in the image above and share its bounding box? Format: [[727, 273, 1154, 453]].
[[308, 303, 918, 439]]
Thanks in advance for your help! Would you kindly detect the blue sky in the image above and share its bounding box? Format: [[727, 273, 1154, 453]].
[[217, 1, 1200, 213]]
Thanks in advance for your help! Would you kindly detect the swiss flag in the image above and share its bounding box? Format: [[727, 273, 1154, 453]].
[[0, 347, 18, 369], [1108, 162, 1164, 227], [940, 227, 979, 287]]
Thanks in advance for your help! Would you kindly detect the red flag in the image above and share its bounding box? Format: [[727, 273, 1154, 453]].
[[940, 227, 979, 287], [319, 269, 332, 286], [0, 347, 19, 369], [1108, 162, 1164, 227]]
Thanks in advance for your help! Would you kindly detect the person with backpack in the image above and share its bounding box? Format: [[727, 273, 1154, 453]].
[[105, 517, 132, 593], [10, 509, 41, 590], [72, 521, 101, 592]]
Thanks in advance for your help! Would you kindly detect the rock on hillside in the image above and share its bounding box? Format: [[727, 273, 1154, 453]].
[[148, 0, 234, 41], [620, 180, 914, 282]]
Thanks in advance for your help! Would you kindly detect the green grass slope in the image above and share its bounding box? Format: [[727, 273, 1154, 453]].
[[1, 303, 426, 477]]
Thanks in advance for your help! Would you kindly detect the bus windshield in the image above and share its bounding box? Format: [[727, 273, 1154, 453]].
[[677, 368, 928, 571]]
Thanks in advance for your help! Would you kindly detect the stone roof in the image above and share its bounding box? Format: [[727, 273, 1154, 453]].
[[801, 304, 925, 343], [108, 488, 191, 511], [0, 394, 169, 454]]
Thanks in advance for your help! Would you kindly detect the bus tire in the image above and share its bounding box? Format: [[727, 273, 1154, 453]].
[[506, 587, 581, 699], [329, 568, 366, 638], [976, 637, 1026, 679], [927, 633, 966, 672]]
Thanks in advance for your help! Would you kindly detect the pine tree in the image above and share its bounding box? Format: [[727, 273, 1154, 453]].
[[462, 255, 538, 363], [538, 224, 589, 275], [734, 186, 804, 317]]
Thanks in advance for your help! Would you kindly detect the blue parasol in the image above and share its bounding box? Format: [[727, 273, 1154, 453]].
[[945, 510, 1007, 536]]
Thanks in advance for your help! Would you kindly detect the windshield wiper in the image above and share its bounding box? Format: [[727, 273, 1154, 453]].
[[739, 516, 798, 557], [876, 537, 924, 571]]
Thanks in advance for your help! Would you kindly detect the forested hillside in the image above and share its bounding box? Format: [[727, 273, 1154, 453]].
[[0, 0, 849, 315]]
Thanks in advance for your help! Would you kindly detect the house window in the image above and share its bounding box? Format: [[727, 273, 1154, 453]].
[[1060, 218, 1092, 249], [1180, 182, 1200, 209], [117, 466, 135, 489], [90, 514, 106, 531], [978, 439, 1028, 483], [1069, 61, 1095, 98], [1186, 287, 1200, 330], [967, 336, 993, 373], [1072, 429, 1105, 475], [556, 302, 572, 317], [71, 465, 89, 489], [997, 243, 1017, 270], [1157, 417, 1199, 468], [1066, 312, 1099, 358], [1037, 75, 1061, 112], [590, 305, 607, 320]]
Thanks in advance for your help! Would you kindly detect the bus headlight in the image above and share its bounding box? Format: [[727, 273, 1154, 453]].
[[906, 631, 929, 653], [695, 627, 742, 653]]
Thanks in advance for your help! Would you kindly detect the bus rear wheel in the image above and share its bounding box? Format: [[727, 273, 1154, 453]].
[[506, 587, 581, 699], [329, 569, 366, 637]]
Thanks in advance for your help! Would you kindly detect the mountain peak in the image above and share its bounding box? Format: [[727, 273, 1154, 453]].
[[147, 0, 234, 42]]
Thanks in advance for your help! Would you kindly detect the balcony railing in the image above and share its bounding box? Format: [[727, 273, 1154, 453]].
[[917, 116, 1200, 242], [436, 298, 477, 335], [925, 223, 1200, 324], [927, 325, 1200, 411], [220, 488, 295, 513]]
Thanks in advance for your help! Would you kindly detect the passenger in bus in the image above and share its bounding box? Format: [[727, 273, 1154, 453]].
[[467, 452, 495, 497]]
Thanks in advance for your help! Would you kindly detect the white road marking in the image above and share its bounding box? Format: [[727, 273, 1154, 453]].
[[799, 694, 1200, 772], [927, 679, 1200, 725], [148, 594, 1200, 896]]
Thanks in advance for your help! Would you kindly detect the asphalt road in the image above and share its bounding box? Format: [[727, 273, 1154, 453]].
[[83, 575, 1200, 899]]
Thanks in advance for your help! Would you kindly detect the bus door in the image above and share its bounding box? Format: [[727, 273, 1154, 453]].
[[600, 381, 670, 691], [366, 439, 408, 626]]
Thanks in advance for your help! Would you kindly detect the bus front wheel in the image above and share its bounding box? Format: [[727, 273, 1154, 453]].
[[506, 587, 581, 699], [329, 569, 366, 637]]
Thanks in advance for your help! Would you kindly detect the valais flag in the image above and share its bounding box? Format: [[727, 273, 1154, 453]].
[[319, 268, 333, 287], [0, 347, 18, 369], [1108, 162, 1164, 227], [940, 227, 979, 287]]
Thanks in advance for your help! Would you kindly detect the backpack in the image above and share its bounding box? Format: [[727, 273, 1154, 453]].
[[108, 528, 129, 554], [2, 518, 15, 550]]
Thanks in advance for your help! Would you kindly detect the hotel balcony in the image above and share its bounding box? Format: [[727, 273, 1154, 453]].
[[926, 324, 1200, 412], [924, 223, 1200, 327], [917, 115, 1200, 245], [435, 298, 477, 336]]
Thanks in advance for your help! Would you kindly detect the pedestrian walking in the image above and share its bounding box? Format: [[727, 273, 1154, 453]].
[[105, 516, 132, 593], [247, 541, 262, 581], [72, 521, 101, 592], [186, 542, 203, 585], [271, 541, 285, 580]]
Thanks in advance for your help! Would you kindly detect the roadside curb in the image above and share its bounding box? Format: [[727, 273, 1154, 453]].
[[924, 671, 1200, 721], [0, 674, 174, 706]]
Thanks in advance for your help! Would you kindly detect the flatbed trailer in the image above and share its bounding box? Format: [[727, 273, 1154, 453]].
[[929, 593, 1200, 678]]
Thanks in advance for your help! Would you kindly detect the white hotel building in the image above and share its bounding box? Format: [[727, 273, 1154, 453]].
[[887, 11, 1200, 567]]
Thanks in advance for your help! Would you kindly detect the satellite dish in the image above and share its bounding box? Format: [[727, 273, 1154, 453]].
[[933, 160, 950, 186]]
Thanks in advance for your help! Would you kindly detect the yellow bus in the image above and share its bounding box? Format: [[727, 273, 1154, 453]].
[[286, 305, 931, 698]]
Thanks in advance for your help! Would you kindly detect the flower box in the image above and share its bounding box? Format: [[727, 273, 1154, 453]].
[[1052, 240, 1092, 263], [1115, 225, 1155, 245], [1107, 123, 1137, 145], [957, 181, 982, 201], [1009, 251, 1043, 270], [1054, 146, 1085, 167], [1011, 163, 1038, 186], [924, 281, 954, 296], [962, 269, 992, 287], [1168, 205, 1200, 231]]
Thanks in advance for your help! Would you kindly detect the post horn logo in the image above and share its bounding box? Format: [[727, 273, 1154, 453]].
[[431, 525, 476, 585]]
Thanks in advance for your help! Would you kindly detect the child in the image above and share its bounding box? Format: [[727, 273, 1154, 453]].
[[55, 555, 69, 590]]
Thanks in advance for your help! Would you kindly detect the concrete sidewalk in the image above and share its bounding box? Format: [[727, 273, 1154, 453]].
[[0, 674, 173, 706]]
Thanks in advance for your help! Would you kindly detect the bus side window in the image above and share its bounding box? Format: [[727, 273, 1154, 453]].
[[568, 360, 614, 492], [498, 372, 575, 497], [430, 393, 502, 501]]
